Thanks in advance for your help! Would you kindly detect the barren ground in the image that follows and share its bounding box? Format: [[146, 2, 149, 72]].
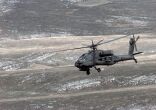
[[0, 0, 156, 109], [0, 34, 156, 110]]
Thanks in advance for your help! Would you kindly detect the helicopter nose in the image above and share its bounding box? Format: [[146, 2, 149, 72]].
[[75, 61, 82, 68]]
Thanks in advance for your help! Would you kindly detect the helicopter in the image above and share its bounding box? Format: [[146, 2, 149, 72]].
[[53, 34, 143, 75]]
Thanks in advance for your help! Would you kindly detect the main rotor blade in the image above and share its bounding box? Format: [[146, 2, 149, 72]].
[[91, 40, 94, 46], [52, 34, 131, 53], [52, 46, 89, 53], [96, 39, 105, 45], [133, 34, 135, 39], [97, 34, 130, 46]]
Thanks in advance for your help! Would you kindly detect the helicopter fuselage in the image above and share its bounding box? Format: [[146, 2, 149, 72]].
[[75, 50, 135, 71]]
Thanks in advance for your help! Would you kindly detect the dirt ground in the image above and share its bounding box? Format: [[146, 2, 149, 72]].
[[0, 0, 156, 38], [0, 0, 156, 109], [0, 33, 156, 109]]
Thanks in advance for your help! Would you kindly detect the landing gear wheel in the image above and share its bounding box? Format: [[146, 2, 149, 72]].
[[97, 68, 101, 73], [86, 69, 90, 75], [94, 67, 101, 73]]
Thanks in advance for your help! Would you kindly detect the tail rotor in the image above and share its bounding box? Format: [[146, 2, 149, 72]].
[[133, 34, 140, 52], [130, 34, 142, 63]]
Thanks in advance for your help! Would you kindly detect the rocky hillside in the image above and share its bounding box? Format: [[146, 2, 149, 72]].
[[0, 0, 155, 39]]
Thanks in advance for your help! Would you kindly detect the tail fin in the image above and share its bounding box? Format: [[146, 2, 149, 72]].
[[128, 38, 135, 55]]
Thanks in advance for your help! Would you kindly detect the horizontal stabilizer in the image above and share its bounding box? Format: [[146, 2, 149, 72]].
[[133, 52, 143, 56]]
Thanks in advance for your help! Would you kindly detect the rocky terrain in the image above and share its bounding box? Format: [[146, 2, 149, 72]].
[[0, 0, 156, 110], [0, 0, 156, 39], [0, 34, 156, 109]]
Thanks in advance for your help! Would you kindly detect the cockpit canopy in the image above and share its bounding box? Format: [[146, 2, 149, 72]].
[[78, 52, 93, 62]]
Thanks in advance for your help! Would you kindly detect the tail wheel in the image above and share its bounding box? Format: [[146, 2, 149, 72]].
[[133, 58, 138, 63]]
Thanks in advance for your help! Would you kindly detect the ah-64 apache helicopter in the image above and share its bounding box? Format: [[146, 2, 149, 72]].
[[53, 34, 143, 75]]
